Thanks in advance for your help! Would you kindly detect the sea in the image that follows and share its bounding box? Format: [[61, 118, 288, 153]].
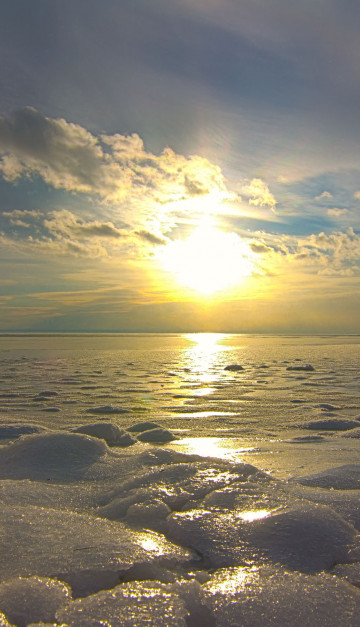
[[0, 333, 360, 626]]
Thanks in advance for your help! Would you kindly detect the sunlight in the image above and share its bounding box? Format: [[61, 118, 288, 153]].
[[172, 437, 256, 460], [157, 216, 253, 295], [237, 509, 272, 522], [182, 333, 228, 383]]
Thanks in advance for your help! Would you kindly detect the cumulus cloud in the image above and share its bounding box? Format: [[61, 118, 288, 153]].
[[0, 108, 228, 213], [241, 178, 277, 211], [0, 107, 105, 192], [44, 210, 125, 239]]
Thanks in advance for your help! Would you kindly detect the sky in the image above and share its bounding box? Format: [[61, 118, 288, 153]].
[[1, 0, 360, 333]]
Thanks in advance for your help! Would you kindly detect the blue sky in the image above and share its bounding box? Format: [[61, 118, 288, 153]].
[[1, 0, 360, 332]]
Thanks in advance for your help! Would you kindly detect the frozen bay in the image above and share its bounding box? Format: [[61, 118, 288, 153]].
[[0, 333, 360, 625]]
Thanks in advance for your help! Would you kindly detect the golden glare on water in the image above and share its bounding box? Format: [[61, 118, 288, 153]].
[[172, 437, 256, 460], [157, 217, 253, 295]]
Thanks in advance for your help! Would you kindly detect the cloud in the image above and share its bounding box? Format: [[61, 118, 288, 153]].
[[3, 209, 42, 228], [241, 178, 277, 211], [327, 208, 348, 217], [44, 210, 125, 239], [135, 230, 167, 246], [0, 108, 229, 213], [315, 191, 333, 200], [249, 241, 273, 254], [354, 191, 360, 200]]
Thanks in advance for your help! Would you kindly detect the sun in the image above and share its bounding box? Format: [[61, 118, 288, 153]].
[[157, 218, 253, 294]]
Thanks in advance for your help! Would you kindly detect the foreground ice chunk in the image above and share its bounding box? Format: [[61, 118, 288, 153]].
[[203, 565, 360, 626], [72, 423, 136, 447], [0, 576, 71, 627], [0, 504, 192, 597], [167, 501, 356, 572], [56, 581, 187, 626]]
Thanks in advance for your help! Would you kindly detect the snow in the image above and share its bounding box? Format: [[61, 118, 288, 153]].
[[1, 334, 360, 625], [72, 423, 136, 446]]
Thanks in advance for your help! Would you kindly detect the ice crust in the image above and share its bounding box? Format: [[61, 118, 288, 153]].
[[1, 336, 360, 626], [72, 423, 136, 446]]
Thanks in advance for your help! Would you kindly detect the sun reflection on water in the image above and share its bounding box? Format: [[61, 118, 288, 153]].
[[171, 437, 256, 460], [181, 333, 231, 384]]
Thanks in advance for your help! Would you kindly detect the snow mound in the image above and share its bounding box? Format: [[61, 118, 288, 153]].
[[128, 421, 163, 433], [0, 424, 48, 439], [136, 428, 177, 443], [0, 432, 109, 480], [224, 364, 244, 371], [287, 435, 325, 442], [341, 428, 360, 438], [293, 464, 360, 490], [86, 405, 132, 415], [299, 418, 360, 431], [72, 423, 136, 447], [0, 576, 71, 627], [286, 364, 315, 371], [0, 504, 192, 596], [203, 565, 360, 627], [56, 581, 187, 626], [167, 501, 356, 573]]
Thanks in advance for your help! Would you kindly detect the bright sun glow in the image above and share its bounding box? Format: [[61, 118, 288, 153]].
[[157, 217, 253, 294]]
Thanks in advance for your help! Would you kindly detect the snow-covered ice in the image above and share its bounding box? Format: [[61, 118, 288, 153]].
[[0, 333, 360, 626]]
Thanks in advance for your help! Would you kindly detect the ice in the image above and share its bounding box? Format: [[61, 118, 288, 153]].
[[56, 581, 187, 626], [1, 334, 360, 625], [224, 364, 244, 371], [0, 503, 192, 595], [86, 405, 132, 414], [0, 614, 14, 626], [286, 364, 315, 371], [136, 428, 177, 443], [203, 565, 360, 626], [342, 427, 360, 438], [300, 418, 360, 430], [166, 501, 356, 572], [0, 432, 110, 481], [293, 464, 360, 489], [0, 425, 48, 439], [72, 423, 136, 446], [128, 421, 163, 432], [0, 576, 71, 627], [287, 435, 325, 442]]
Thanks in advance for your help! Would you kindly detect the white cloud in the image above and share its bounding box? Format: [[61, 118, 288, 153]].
[[44, 210, 125, 239], [0, 108, 228, 212], [240, 178, 277, 211], [315, 190, 333, 200], [327, 208, 348, 217]]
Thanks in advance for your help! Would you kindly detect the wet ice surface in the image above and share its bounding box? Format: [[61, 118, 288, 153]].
[[0, 333, 360, 626]]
